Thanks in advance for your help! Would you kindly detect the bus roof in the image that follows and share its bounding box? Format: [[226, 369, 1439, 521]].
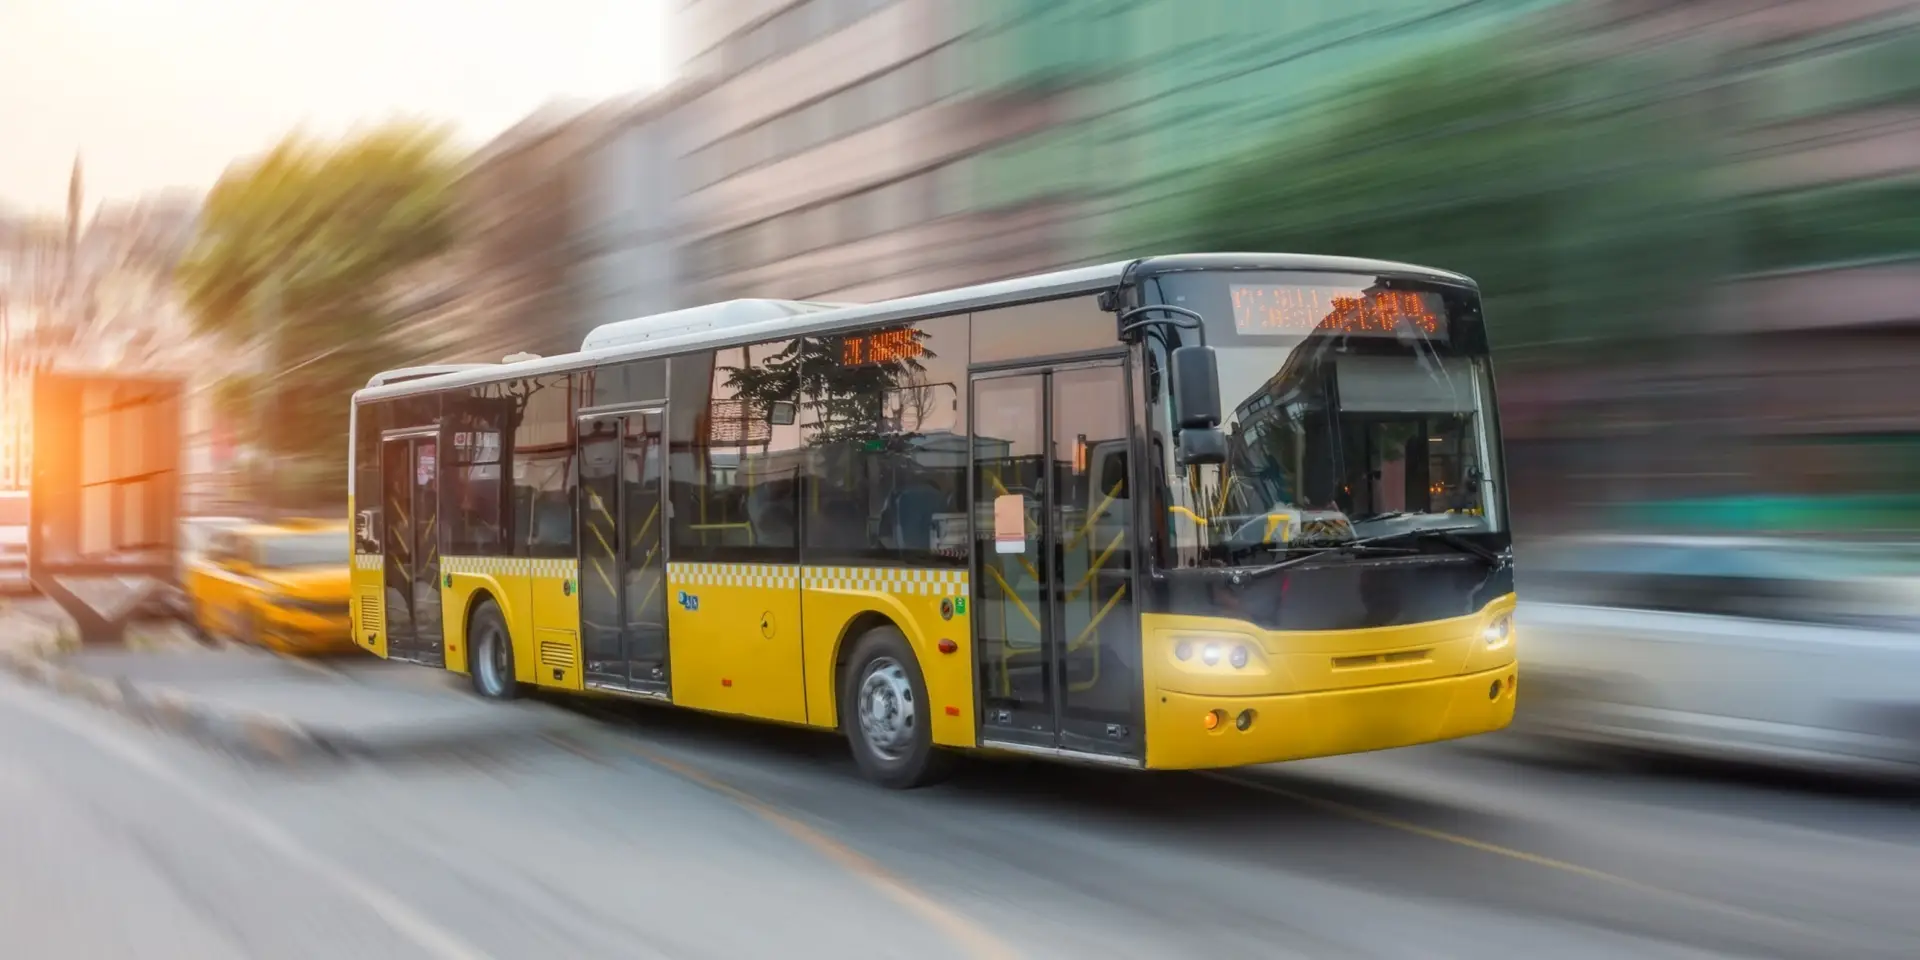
[[355, 253, 1475, 402]]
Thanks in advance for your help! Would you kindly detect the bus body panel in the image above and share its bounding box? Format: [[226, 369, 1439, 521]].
[[665, 562, 808, 723], [799, 566, 976, 748], [528, 562, 582, 690], [436, 559, 534, 680], [351, 554, 388, 659], [1138, 592, 1517, 769]]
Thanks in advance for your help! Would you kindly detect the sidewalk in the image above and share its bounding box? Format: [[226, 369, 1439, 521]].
[[0, 604, 586, 763]]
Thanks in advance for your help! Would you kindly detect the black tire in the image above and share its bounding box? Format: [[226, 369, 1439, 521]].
[[467, 600, 520, 700], [840, 626, 954, 789]]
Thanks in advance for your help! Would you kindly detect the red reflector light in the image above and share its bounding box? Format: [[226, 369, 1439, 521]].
[[721, 678, 733, 687], [944, 705, 959, 716], [937, 638, 958, 654]]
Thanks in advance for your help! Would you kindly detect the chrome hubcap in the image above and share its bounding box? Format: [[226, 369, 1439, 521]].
[[856, 658, 915, 761]]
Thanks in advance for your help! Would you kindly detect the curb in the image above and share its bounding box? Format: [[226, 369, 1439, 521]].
[[0, 643, 328, 764]]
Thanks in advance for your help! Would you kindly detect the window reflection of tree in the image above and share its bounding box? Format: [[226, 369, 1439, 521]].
[[721, 327, 962, 562]]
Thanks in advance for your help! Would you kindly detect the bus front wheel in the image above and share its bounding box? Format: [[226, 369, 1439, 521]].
[[468, 600, 519, 700], [840, 626, 953, 789]]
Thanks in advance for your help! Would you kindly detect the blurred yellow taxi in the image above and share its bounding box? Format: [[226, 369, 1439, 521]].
[[184, 520, 357, 655]]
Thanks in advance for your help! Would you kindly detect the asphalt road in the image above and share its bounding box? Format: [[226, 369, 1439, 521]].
[[1, 663, 1916, 960]]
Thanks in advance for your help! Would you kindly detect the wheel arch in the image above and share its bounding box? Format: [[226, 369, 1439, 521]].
[[448, 584, 501, 676]]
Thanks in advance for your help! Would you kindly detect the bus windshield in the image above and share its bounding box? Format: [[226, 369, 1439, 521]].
[[1149, 270, 1507, 569]]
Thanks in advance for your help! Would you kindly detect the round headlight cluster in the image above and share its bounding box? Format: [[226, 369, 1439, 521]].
[[1175, 639, 1251, 669], [1482, 614, 1513, 649]]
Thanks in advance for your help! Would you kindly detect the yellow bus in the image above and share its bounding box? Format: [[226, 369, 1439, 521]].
[[347, 254, 1517, 787]]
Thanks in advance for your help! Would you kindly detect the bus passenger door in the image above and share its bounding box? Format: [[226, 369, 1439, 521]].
[[382, 433, 444, 666], [971, 361, 1140, 760], [577, 410, 671, 695]]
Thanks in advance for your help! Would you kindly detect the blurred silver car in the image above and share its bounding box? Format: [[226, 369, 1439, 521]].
[[1517, 535, 1920, 776]]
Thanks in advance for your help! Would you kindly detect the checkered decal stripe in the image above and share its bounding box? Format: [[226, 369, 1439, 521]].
[[440, 556, 580, 578], [352, 554, 383, 571], [667, 563, 799, 588], [664, 563, 967, 597], [805, 566, 969, 597]]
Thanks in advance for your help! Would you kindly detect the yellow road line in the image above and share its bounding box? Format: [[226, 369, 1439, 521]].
[[1207, 772, 1831, 941], [585, 735, 1018, 960]]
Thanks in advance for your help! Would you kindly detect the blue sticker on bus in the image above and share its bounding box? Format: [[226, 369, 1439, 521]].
[[677, 591, 699, 612]]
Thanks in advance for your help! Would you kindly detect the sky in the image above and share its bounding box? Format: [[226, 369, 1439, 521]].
[[0, 0, 670, 214]]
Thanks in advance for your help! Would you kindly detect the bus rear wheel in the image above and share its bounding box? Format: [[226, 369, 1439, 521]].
[[468, 600, 519, 700], [840, 626, 953, 789]]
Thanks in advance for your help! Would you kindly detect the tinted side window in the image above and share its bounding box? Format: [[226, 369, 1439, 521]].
[[392, 392, 441, 430], [689, 340, 805, 563], [444, 383, 511, 556], [970, 295, 1115, 365], [512, 375, 576, 558], [802, 314, 969, 566], [668, 352, 717, 556], [353, 401, 387, 554], [585, 359, 668, 408]]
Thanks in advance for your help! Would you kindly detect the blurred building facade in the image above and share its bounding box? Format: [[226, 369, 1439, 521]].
[[673, 0, 1069, 301], [407, 91, 700, 363], [1512, 0, 1920, 532], [0, 173, 219, 497]]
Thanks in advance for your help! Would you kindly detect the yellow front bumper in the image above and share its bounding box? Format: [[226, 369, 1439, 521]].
[[1145, 663, 1518, 770]]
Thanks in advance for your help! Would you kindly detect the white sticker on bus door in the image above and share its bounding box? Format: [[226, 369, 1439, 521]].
[[993, 494, 1026, 554]]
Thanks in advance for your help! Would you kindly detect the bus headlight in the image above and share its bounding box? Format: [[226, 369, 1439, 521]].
[[1201, 644, 1221, 666], [1482, 613, 1513, 650]]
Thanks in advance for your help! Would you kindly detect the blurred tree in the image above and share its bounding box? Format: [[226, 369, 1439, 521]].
[[177, 124, 459, 507], [1163, 30, 1729, 368]]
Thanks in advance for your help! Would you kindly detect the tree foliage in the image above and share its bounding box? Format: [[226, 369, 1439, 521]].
[[177, 123, 459, 503], [1165, 30, 1730, 368]]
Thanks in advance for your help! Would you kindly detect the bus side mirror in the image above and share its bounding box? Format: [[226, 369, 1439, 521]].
[[1170, 345, 1221, 430], [767, 400, 797, 426], [1178, 427, 1227, 466]]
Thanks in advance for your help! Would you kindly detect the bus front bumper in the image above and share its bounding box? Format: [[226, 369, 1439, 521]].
[[1145, 663, 1518, 770]]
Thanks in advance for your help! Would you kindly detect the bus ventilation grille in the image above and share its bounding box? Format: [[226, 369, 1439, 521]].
[[539, 641, 577, 670], [356, 594, 383, 634]]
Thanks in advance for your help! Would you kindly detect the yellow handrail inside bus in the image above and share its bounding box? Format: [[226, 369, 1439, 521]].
[[1066, 531, 1123, 603], [1169, 505, 1209, 525], [1067, 582, 1127, 693], [1067, 479, 1124, 551], [983, 564, 1042, 632], [632, 502, 658, 549]]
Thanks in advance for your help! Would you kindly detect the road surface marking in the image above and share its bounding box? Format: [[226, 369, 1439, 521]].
[[1, 678, 491, 960], [584, 734, 1018, 960], [1209, 771, 1833, 941]]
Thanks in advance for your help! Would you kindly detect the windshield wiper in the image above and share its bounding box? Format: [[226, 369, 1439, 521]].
[[1220, 534, 1421, 581], [1412, 526, 1506, 567], [1221, 524, 1501, 581]]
